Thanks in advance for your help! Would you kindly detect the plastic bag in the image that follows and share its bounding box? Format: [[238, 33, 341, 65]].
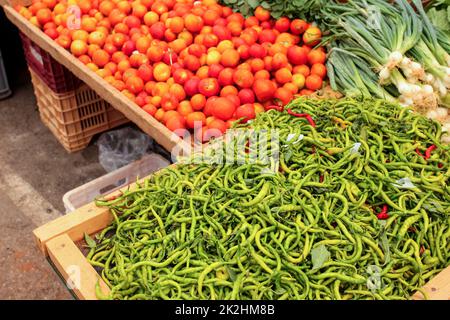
[[392, 177, 416, 189], [286, 133, 304, 144], [97, 127, 155, 172], [350, 142, 362, 155]]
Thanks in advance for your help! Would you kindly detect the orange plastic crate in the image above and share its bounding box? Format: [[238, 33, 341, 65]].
[[29, 68, 129, 152]]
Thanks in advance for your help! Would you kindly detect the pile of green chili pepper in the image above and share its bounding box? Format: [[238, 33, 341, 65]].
[[89, 97, 450, 300]]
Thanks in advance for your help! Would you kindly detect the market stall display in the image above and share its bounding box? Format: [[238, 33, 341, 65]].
[[0, 0, 446, 301], [14, 0, 327, 143], [88, 97, 450, 300], [222, 0, 450, 127], [33, 96, 450, 300], [3, 3, 190, 152]]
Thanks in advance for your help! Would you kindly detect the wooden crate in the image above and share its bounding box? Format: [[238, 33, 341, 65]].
[[30, 68, 129, 152], [33, 170, 450, 300], [2, 2, 190, 154]]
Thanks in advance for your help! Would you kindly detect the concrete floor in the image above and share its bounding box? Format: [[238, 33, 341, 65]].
[[0, 72, 109, 299]]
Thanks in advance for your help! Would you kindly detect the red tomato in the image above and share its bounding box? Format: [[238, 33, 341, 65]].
[[208, 63, 225, 78], [235, 104, 256, 123], [311, 63, 327, 78], [225, 95, 240, 107], [300, 89, 315, 96], [303, 27, 322, 46], [186, 112, 206, 129], [122, 40, 136, 56], [274, 87, 293, 106], [253, 79, 277, 102], [258, 29, 276, 44], [212, 25, 232, 41], [184, 77, 201, 96], [218, 68, 235, 86], [173, 68, 192, 85], [198, 78, 220, 97], [237, 44, 250, 60], [211, 97, 236, 121], [142, 104, 157, 116], [287, 46, 308, 65], [204, 96, 219, 116], [308, 49, 326, 65], [184, 54, 201, 72], [305, 74, 323, 90], [290, 19, 308, 35], [44, 28, 59, 39], [233, 69, 254, 89], [137, 64, 153, 82], [150, 22, 166, 40], [161, 94, 179, 111], [275, 17, 291, 33], [208, 118, 228, 134], [166, 117, 186, 132], [249, 44, 267, 59], [238, 89, 256, 104]]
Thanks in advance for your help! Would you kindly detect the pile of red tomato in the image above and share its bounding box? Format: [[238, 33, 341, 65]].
[[17, 0, 327, 141]]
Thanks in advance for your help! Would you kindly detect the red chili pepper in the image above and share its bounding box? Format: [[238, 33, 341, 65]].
[[319, 175, 324, 183], [416, 148, 424, 158], [420, 246, 425, 255], [311, 145, 316, 154], [266, 105, 283, 112], [416, 145, 437, 160], [287, 109, 316, 127], [245, 140, 250, 154], [377, 213, 389, 220], [438, 163, 443, 168], [305, 115, 316, 127], [424, 145, 436, 160], [376, 205, 389, 220]]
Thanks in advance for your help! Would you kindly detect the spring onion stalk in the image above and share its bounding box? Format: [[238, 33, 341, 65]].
[[327, 47, 396, 102], [322, 0, 450, 125]]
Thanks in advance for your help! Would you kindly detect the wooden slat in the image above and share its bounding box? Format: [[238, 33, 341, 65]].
[[412, 265, 450, 300], [2, 4, 191, 154], [46, 234, 110, 300], [3, 1, 32, 6], [33, 201, 113, 256], [33, 164, 177, 256]]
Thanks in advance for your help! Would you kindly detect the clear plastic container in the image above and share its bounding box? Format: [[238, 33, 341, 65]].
[[62, 153, 170, 213]]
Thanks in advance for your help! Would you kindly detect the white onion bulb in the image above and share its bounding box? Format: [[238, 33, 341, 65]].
[[379, 67, 390, 81], [398, 83, 412, 95], [389, 51, 403, 64], [437, 107, 448, 118], [423, 85, 434, 94]]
